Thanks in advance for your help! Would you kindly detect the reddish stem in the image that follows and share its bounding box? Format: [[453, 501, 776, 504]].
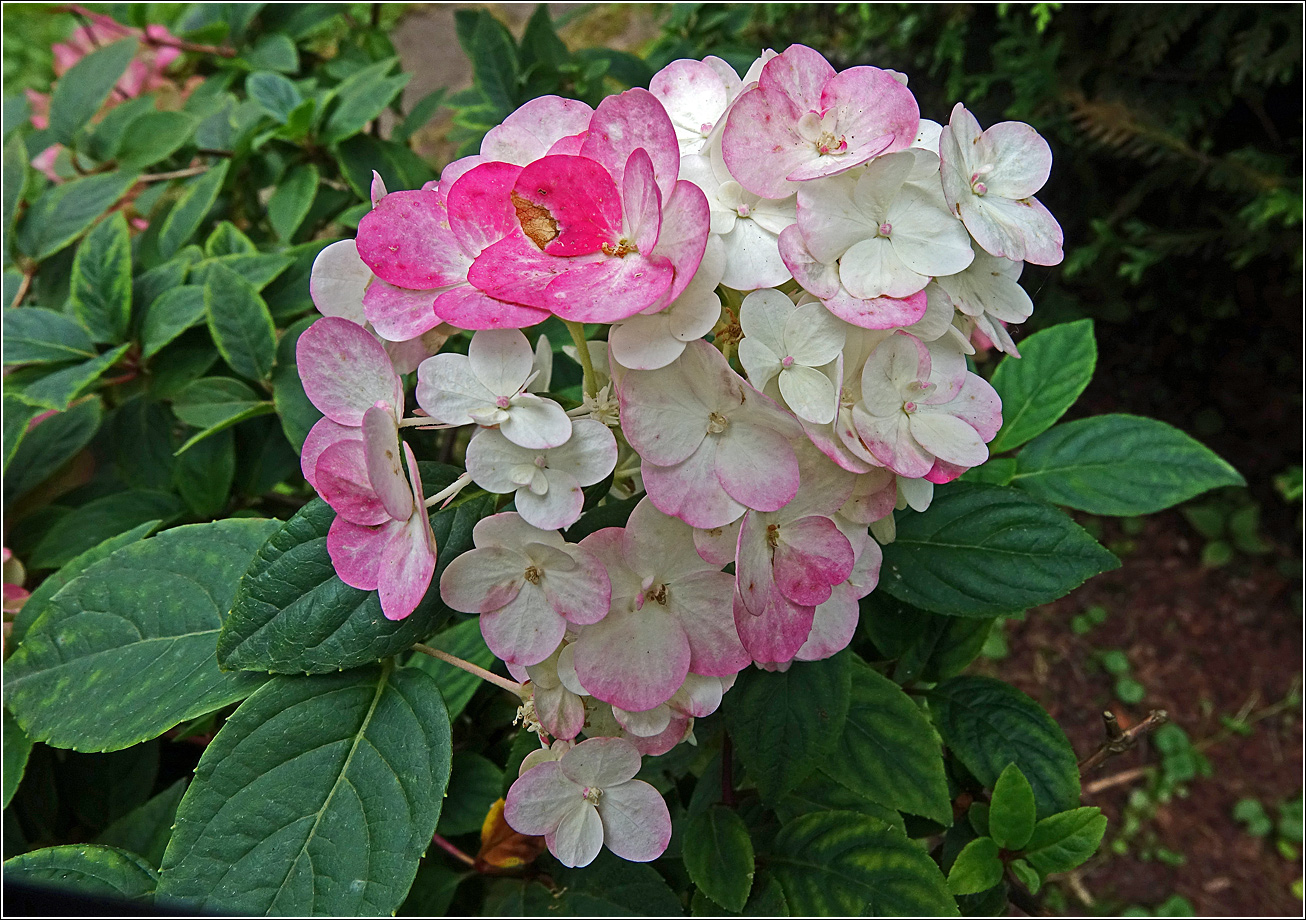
[[431, 833, 475, 867]]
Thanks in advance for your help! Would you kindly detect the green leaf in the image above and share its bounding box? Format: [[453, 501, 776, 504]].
[[241, 33, 299, 73], [48, 38, 140, 145], [824, 658, 952, 825], [397, 858, 465, 917], [3, 844, 156, 901], [62, 743, 160, 832], [3, 519, 277, 751], [774, 774, 906, 834], [960, 456, 1017, 486], [14, 343, 129, 412], [3, 397, 102, 505], [721, 653, 851, 801], [28, 489, 185, 570], [324, 59, 411, 144], [268, 164, 319, 241], [3, 709, 32, 808], [437, 751, 503, 836], [173, 428, 235, 517], [16, 170, 141, 261], [270, 315, 322, 451], [115, 111, 198, 169], [880, 482, 1120, 617], [946, 836, 1003, 895], [141, 286, 207, 359], [988, 763, 1037, 850], [1022, 807, 1107, 874], [860, 593, 992, 683], [1009, 858, 1041, 895], [393, 88, 447, 144], [552, 849, 684, 916], [70, 212, 133, 343], [133, 246, 201, 316], [483, 878, 557, 915], [157, 162, 229, 260], [205, 220, 257, 257], [405, 616, 495, 721], [217, 472, 488, 673], [456, 11, 520, 113], [988, 320, 1096, 453], [929, 676, 1081, 818], [204, 263, 276, 382], [172, 375, 266, 430], [95, 778, 188, 868], [683, 805, 755, 912], [10, 520, 160, 646], [3, 132, 29, 244], [246, 70, 303, 124], [157, 664, 452, 916], [3, 308, 97, 365], [334, 134, 435, 201], [770, 812, 957, 916], [1012, 414, 1245, 515], [1, 392, 41, 470]]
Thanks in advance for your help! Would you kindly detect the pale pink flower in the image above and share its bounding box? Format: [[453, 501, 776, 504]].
[[795, 528, 882, 662], [504, 736, 671, 868], [722, 44, 920, 199], [936, 249, 1032, 357], [620, 340, 803, 529], [438, 513, 610, 667], [649, 57, 744, 156], [939, 103, 1063, 265], [737, 288, 846, 424]]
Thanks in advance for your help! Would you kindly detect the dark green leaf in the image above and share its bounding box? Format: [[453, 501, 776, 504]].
[[398, 858, 465, 917], [10, 520, 160, 646], [246, 71, 303, 124], [437, 751, 503, 836], [171, 376, 273, 452], [1012, 414, 1245, 515], [930, 676, 1081, 818], [324, 59, 410, 144], [3, 308, 96, 365], [204, 221, 256, 257], [61, 743, 160, 832], [115, 111, 198, 169], [456, 12, 519, 113], [770, 812, 957, 916], [241, 33, 298, 73], [393, 88, 447, 144], [71, 212, 133, 343], [959, 457, 1017, 486], [552, 849, 684, 916], [946, 836, 1003, 895], [880, 482, 1120, 617], [405, 616, 495, 721], [988, 763, 1037, 850], [825, 658, 952, 824], [335, 134, 436, 200], [14, 343, 129, 411], [860, 593, 992, 682], [1022, 807, 1107, 875], [157, 162, 229, 260], [1008, 858, 1040, 895], [1, 392, 41, 471], [988, 320, 1096, 454], [190, 251, 291, 291], [482, 878, 557, 916], [203, 263, 276, 382], [3, 519, 277, 751], [722, 653, 851, 801], [3, 709, 32, 808], [83, 94, 157, 162], [774, 773, 906, 834], [157, 664, 452, 916], [3, 844, 156, 901], [3, 397, 102, 505], [218, 484, 494, 673], [28, 489, 184, 570], [48, 39, 139, 145], [141, 286, 207, 359], [173, 428, 235, 517], [133, 246, 201, 318], [683, 805, 755, 912], [270, 315, 321, 451], [95, 778, 187, 869], [17, 170, 140, 261], [268, 164, 319, 241]]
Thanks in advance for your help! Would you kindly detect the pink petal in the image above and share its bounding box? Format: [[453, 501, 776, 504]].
[[772, 515, 854, 607], [296, 317, 402, 426], [316, 439, 391, 526], [536, 684, 586, 740], [549, 803, 604, 868], [326, 515, 393, 591], [363, 280, 443, 342], [481, 95, 595, 164], [512, 154, 622, 256], [505, 762, 578, 834], [732, 588, 816, 666], [571, 604, 691, 711], [438, 546, 526, 613], [822, 287, 929, 330], [362, 404, 413, 521], [759, 44, 836, 112], [598, 780, 672, 862], [778, 224, 840, 299], [356, 189, 469, 290], [480, 583, 568, 666], [734, 509, 776, 618], [646, 180, 710, 310], [622, 148, 663, 253], [714, 418, 800, 512], [539, 543, 611, 626], [446, 160, 525, 257], [641, 448, 746, 531], [580, 88, 681, 204], [433, 284, 551, 330], [925, 457, 968, 485], [377, 508, 436, 621], [669, 570, 751, 676], [721, 85, 809, 199], [818, 66, 919, 159], [301, 418, 358, 490], [795, 582, 859, 661], [561, 737, 644, 787]]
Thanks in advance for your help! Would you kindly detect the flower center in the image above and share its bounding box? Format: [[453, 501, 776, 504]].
[[533, 455, 548, 469], [706, 411, 729, 434], [781, 355, 795, 369], [903, 401, 917, 413], [524, 565, 543, 585], [581, 786, 601, 805], [877, 221, 893, 238], [496, 395, 512, 409], [969, 166, 993, 197], [766, 523, 781, 548], [736, 202, 752, 218], [816, 131, 849, 156], [645, 582, 669, 606], [602, 238, 638, 257]]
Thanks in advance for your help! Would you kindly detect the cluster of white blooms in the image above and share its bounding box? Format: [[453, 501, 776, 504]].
[[298, 42, 1062, 867]]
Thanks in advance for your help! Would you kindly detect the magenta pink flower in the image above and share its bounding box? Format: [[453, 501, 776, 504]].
[[722, 44, 920, 200]]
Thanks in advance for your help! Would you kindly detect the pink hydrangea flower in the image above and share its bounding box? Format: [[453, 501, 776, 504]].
[[439, 513, 610, 667], [722, 44, 920, 199], [736, 288, 846, 425], [504, 736, 671, 868], [939, 103, 1064, 265], [620, 340, 804, 529], [936, 249, 1033, 357]]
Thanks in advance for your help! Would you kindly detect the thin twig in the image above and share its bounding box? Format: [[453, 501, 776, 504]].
[[412, 643, 525, 697], [1078, 709, 1169, 773], [9, 270, 33, 309], [139, 164, 209, 183], [431, 833, 476, 867]]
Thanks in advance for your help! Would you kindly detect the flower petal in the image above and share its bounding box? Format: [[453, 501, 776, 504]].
[[297, 317, 402, 426], [598, 780, 672, 862]]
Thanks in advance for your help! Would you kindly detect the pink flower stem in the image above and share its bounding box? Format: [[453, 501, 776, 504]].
[[430, 832, 476, 867], [412, 643, 526, 698]]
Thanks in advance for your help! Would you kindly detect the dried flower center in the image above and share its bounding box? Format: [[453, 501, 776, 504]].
[[645, 583, 669, 606], [766, 523, 781, 548], [706, 411, 729, 434], [602, 238, 638, 257], [581, 786, 601, 805], [524, 565, 543, 585]]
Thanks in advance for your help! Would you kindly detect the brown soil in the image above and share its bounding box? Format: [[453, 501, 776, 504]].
[[984, 511, 1302, 916]]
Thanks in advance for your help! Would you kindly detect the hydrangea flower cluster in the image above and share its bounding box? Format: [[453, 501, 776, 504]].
[[297, 43, 1062, 868]]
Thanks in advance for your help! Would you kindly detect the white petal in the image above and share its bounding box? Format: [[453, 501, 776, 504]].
[[609, 313, 686, 371], [551, 802, 604, 868], [839, 237, 927, 301], [783, 302, 846, 367], [309, 240, 370, 323], [415, 353, 495, 425], [544, 418, 619, 486], [516, 470, 585, 531], [468, 328, 534, 396], [779, 364, 839, 425], [795, 172, 873, 264], [501, 394, 573, 450], [466, 428, 536, 493], [909, 409, 988, 467]]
